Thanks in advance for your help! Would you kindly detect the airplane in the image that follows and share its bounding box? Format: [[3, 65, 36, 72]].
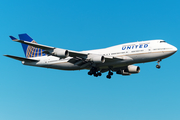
[[4, 33, 177, 79]]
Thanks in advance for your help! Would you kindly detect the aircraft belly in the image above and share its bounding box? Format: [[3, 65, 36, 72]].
[[23, 60, 81, 70], [130, 51, 175, 63], [48, 62, 81, 70]]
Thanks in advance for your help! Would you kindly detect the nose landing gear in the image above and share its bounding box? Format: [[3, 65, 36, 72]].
[[156, 59, 161, 69]]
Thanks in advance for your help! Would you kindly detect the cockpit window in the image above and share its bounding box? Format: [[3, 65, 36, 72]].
[[160, 41, 166, 43]]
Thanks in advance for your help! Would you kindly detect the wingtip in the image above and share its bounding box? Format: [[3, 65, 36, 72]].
[[3, 55, 10, 57], [9, 36, 18, 40]]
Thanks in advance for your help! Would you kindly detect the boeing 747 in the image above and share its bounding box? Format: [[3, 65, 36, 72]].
[[4, 34, 177, 79]]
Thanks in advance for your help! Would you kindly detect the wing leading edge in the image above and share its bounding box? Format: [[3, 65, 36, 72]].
[[10, 35, 124, 60]]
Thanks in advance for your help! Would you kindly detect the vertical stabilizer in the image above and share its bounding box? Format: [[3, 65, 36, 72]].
[[18, 33, 46, 58]]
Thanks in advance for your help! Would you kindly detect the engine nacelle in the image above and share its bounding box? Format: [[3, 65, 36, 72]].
[[116, 65, 140, 75], [125, 65, 140, 73], [52, 48, 69, 58], [116, 70, 131, 75], [88, 55, 105, 63]]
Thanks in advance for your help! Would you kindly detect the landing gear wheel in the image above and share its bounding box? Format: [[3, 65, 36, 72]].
[[109, 72, 113, 75], [156, 59, 161, 69], [106, 75, 111, 79], [88, 67, 98, 76], [156, 65, 161, 69], [88, 71, 93, 75], [97, 72, 102, 76], [94, 73, 98, 77]]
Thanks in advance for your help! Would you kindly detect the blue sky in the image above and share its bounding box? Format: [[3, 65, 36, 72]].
[[1, 0, 180, 120]]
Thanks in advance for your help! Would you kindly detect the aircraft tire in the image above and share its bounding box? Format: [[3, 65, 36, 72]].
[[106, 75, 111, 79], [109, 72, 113, 75], [94, 74, 98, 77], [88, 71, 93, 75], [97, 72, 102, 76], [156, 65, 161, 69]]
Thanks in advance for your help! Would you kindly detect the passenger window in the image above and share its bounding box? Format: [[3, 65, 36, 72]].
[[160, 41, 166, 43]]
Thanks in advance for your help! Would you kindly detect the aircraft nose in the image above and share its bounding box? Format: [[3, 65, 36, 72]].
[[173, 46, 178, 52]]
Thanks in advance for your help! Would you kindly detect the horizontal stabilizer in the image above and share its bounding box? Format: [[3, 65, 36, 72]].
[[4, 55, 39, 62], [9, 36, 18, 40]]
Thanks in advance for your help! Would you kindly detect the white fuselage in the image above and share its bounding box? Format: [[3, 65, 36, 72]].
[[23, 40, 177, 71]]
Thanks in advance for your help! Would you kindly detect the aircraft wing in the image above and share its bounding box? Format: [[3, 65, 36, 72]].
[[67, 51, 124, 60], [9, 36, 92, 59], [104, 56, 124, 60], [4, 55, 39, 62], [10, 36, 88, 57], [68, 50, 88, 58], [10, 36, 125, 61], [10, 36, 54, 50]]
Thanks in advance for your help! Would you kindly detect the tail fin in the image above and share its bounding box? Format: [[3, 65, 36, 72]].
[[18, 33, 46, 58]]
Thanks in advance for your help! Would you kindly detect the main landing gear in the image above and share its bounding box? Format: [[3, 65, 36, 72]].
[[156, 59, 161, 69], [88, 67, 102, 77], [88, 67, 114, 79], [106, 70, 113, 79]]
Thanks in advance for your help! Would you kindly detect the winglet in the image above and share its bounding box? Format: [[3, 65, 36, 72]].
[[9, 36, 18, 41]]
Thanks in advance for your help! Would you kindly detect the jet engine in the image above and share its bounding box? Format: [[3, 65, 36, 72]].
[[116, 65, 140, 75], [126, 65, 140, 73], [51, 48, 69, 58], [116, 70, 131, 75], [88, 55, 105, 63]]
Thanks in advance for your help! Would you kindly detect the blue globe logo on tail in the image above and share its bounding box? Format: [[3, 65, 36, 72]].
[[19, 34, 46, 58]]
